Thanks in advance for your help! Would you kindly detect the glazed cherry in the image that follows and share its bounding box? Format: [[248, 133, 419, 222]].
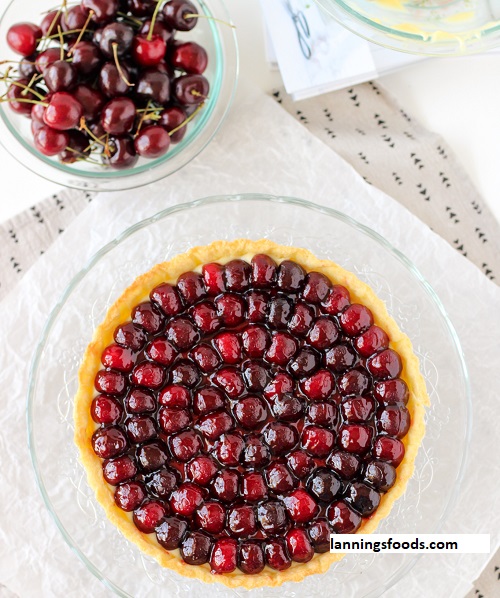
[[193, 387, 225, 415], [197, 410, 233, 440], [132, 34, 166, 67], [327, 500, 362, 534], [211, 538, 238, 574], [322, 284, 350, 314], [216, 433, 245, 465], [214, 332, 242, 364], [327, 451, 361, 479], [234, 396, 267, 429], [131, 362, 166, 388], [308, 468, 341, 502], [95, 369, 126, 395], [286, 529, 314, 563], [191, 301, 220, 333], [340, 304, 374, 336], [180, 531, 211, 565], [364, 460, 397, 491], [173, 74, 209, 105], [373, 378, 409, 405], [150, 283, 183, 316], [338, 424, 373, 454], [347, 482, 381, 516], [214, 367, 245, 398], [239, 542, 265, 575], [7, 23, 41, 56], [163, 0, 198, 31], [324, 344, 357, 372], [307, 402, 337, 427], [92, 426, 128, 458], [266, 332, 297, 366], [377, 405, 411, 438], [227, 505, 256, 538], [355, 325, 390, 357], [145, 468, 179, 498], [215, 293, 246, 327], [308, 518, 332, 553], [132, 302, 165, 334], [156, 517, 188, 550], [34, 127, 69, 157], [246, 291, 268, 322], [241, 472, 268, 502], [166, 317, 199, 350], [133, 500, 166, 533], [265, 538, 292, 571], [301, 369, 335, 401], [302, 272, 331, 303], [301, 426, 335, 457], [368, 349, 402, 379], [170, 482, 204, 516], [103, 455, 137, 485], [341, 396, 376, 422], [339, 369, 371, 396], [171, 362, 200, 388], [307, 317, 338, 349], [125, 389, 156, 413], [289, 347, 320, 378], [210, 469, 239, 503], [91, 395, 123, 424], [251, 254, 277, 287], [136, 441, 169, 472], [289, 302, 315, 335], [282, 489, 318, 523], [373, 436, 405, 466], [43, 92, 83, 131], [169, 430, 202, 462], [242, 361, 268, 391], [264, 372, 294, 400], [287, 450, 315, 479], [196, 502, 226, 534], [242, 436, 270, 468], [126, 416, 156, 443], [101, 343, 136, 371], [272, 394, 303, 422], [265, 462, 296, 494], [134, 125, 170, 158], [277, 260, 305, 291], [263, 422, 299, 455], [115, 481, 145, 511], [159, 407, 190, 434], [257, 501, 288, 534], [114, 321, 147, 350], [145, 337, 176, 366], [268, 296, 292, 329]]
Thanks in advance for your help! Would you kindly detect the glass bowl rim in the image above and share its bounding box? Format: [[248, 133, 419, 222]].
[[0, 0, 239, 190], [27, 192, 472, 596], [314, 0, 500, 55]]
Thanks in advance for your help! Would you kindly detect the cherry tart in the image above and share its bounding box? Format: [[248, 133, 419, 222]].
[[74, 239, 428, 588]]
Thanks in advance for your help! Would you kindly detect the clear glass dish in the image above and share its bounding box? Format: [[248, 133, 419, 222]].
[[314, 0, 500, 55], [0, 0, 238, 191], [28, 194, 470, 597]]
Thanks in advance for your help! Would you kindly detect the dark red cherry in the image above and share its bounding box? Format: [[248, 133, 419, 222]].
[[265, 462, 296, 494], [7, 22, 41, 56], [136, 441, 169, 472], [368, 349, 402, 379], [114, 481, 145, 511], [62, 6, 90, 36], [355, 325, 390, 357], [156, 517, 188, 550], [99, 22, 134, 57], [34, 126, 69, 156], [289, 347, 320, 378], [265, 538, 292, 571], [327, 450, 361, 479], [18, 57, 37, 79], [145, 467, 179, 498], [166, 359, 199, 390], [43, 60, 77, 93], [364, 460, 397, 491], [227, 505, 256, 538], [215, 293, 246, 327], [82, 0, 119, 23], [150, 282, 183, 316], [265, 332, 297, 366], [242, 361, 268, 391], [70, 41, 102, 76], [125, 389, 156, 413], [158, 384, 190, 408], [302, 272, 331, 303], [257, 501, 289, 535], [234, 396, 267, 429], [340, 304, 374, 336], [170, 482, 204, 516], [114, 321, 147, 350], [173, 74, 209, 105], [241, 472, 268, 502], [59, 130, 91, 164], [43, 92, 83, 130], [158, 407, 190, 434], [136, 69, 170, 104], [163, 0, 198, 31], [301, 425, 335, 457], [324, 344, 357, 372], [94, 369, 126, 395], [327, 500, 361, 534], [263, 422, 299, 455], [282, 489, 318, 523], [134, 125, 171, 158], [133, 500, 166, 533], [195, 502, 226, 534], [251, 254, 277, 287], [301, 369, 335, 401], [127, 0, 158, 17], [133, 302, 165, 334], [307, 468, 341, 502], [201, 262, 225, 294], [271, 394, 303, 422], [193, 387, 225, 415], [210, 469, 239, 503], [213, 332, 242, 364], [145, 337, 176, 366], [91, 395, 123, 424], [287, 450, 315, 479], [211, 538, 238, 574], [264, 372, 293, 400], [92, 426, 128, 458], [72, 84, 105, 122], [372, 436, 405, 466], [187, 455, 218, 485], [101, 96, 136, 135], [101, 343, 136, 371], [347, 482, 381, 516], [191, 301, 221, 333], [197, 410, 234, 440], [103, 455, 137, 485], [131, 362, 166, 389], [169, 41, 208, 74], [322, 284, 350, 314], [277, 260, 305, 292], [41, 11, 62, 36], [242, 436, 270, 468], [239, 542, 265, 575], [339, 369, 371, 396], [241, 326, 270, 359], [341, 396, 376, 422], [35, 48, 60, 74], [286, 528, 314, 563], [98, 62, 133, 97], [215, 432, 245, 466], [132, 34, 166, 67], [308, 518, 332, 553], [338, 424, 373, 454], [307, 316, 338, 349], [169, 430, 203, 462], [214, 367, 245, 399], [166, 317, 199, 350], [181, 531, 211, 565], [288, 302, 315, 335], [373, 378, 409, 405], [267, 296, 292, 329], [376, 405, 411, 438], [246, 291, 268, 322], [139, 18, 173, 43]]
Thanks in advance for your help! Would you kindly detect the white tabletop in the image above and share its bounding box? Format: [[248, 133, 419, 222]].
[[0, 0, 499, 225]]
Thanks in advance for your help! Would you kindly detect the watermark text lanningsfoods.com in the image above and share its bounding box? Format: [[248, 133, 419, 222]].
[[330, 534, 490, 554]]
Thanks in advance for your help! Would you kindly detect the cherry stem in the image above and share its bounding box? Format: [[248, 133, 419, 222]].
[[42, 7, 63, 50], [168, 101, 205, 136], [112, 43, 134, 87], [68, 9, 94, 55], [42, 27, 86, 40], [4, 78, 47, 101], [134, 99, 152, 138], [147, 0, 164, 41], [22, 73, 41, 96], [57, 26, 65, 60], [184, 13, 236, 28], [79, 117, 107, 149], [191, 90, 208, 100], [0, 97, 48, 107], [117, 11, 142, 27]]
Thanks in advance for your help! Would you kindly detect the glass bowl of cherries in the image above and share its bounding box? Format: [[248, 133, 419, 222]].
[[0, 0, 238, 190]]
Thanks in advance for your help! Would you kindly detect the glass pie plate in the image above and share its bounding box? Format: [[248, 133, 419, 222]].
[[314, 0, 500, 55], [28, 194, 470, 598], [0, 0, 238, 191]]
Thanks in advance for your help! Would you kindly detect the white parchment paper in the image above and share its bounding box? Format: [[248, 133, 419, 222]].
[[0, 85, 499, 598]]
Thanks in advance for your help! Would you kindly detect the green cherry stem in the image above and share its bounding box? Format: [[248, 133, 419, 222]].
[[147, 0, 164, 41], [68, 9, 94, 55], [168, 101, 205, 136], [184, 13, 236, 28], [112, 43, 134, 87]]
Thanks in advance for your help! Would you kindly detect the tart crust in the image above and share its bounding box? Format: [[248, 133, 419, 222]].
[[74, 238, 429, 588]]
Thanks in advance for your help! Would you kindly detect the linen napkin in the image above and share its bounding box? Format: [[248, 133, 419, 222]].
[[0, 85, 499, 598]]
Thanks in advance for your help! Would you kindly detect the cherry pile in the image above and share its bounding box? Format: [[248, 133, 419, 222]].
[[3, 0, 210, 168], [90, 255, 411, 575]]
